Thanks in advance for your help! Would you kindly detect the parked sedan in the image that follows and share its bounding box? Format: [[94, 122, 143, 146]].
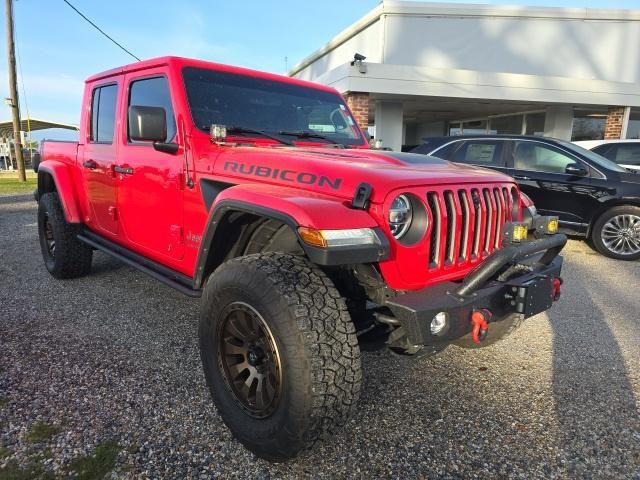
[[574, 139, 640, 172], [411, 135, 640, 260]]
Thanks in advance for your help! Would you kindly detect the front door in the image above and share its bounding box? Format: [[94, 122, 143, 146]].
[[507, 140, 598, 231], [116, 72, 184, 263], [82, 82, 119, 235]]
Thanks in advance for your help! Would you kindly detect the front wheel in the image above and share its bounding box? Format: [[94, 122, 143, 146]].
[[199, 253, 362, 461], [591, 206, 640, 260], [38, 192, 92, 279]]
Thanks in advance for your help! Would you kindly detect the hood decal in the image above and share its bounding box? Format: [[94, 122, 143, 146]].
[[223, 160, 342, 190]]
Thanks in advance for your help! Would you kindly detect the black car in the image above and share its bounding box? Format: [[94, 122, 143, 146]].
[[411, 135, 640, 260]]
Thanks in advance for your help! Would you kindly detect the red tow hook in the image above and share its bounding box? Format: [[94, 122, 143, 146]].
[[471, 309, 492, 345], [552, 277, 563, 301]]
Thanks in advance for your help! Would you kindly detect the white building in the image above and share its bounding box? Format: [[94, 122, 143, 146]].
[[290, 1, 640, 151]]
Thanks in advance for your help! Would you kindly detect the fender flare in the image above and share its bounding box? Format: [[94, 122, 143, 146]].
[[37, 161, 83, 223], [193, 183, 389, 288]]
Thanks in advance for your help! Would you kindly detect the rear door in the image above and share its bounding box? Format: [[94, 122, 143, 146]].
[[116, 70, 184, 262], [506, 140, 599, 230], [81, 82, 120, 236]]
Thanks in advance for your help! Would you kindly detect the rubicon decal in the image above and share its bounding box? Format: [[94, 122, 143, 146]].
[[224, 161, 342, 190]]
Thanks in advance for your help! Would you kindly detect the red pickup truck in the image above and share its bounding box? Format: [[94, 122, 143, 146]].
[[36, 56, 566, 461]]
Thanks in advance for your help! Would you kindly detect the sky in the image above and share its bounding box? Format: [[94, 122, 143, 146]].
[[1, 0, 639, 141]]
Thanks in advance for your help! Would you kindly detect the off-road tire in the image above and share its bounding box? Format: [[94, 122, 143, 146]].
[[199, 253, 362, 461], [453, 313, 524, 349], [38, 192, 92, 279], [591, 205, 640, 260]]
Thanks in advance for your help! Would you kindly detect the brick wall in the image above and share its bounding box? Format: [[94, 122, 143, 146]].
[[344, 92, 370, 133], [604, 106, 625, 139]]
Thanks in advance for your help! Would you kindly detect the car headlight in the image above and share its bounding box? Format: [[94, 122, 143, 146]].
[[389, 194, 413, 239]]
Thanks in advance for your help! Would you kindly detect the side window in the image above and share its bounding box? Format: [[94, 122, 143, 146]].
[[450, 141, 504, 166], [128, 76, 176, 143], [90, 84, 117, 143], [591, 144, 614, 159], [513, 141, 579, 174], [430, 142, 461, 160], [614, 144, 640, 166]]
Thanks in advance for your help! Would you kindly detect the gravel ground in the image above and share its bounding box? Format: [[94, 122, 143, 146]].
[[1, 193, 639, 479]]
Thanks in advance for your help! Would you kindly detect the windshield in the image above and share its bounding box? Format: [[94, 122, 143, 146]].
[[557, 139, 627, 173], [182, 67, 366, 146]]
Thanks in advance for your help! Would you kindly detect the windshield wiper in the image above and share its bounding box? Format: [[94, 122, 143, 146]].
[[226, 126, 293, 146], [278, 130, 344, 147]]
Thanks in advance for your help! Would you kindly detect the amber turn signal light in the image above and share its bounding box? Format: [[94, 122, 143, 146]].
[[298, 227, 327, 248]]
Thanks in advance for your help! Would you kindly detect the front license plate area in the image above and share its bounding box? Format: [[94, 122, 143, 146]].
[[509, 276, 554, 318]]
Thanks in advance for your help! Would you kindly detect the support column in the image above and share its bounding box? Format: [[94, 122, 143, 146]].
[[604, 106, 625, 139], [344, 92, 370, 133], [543, 106, 573, 140], [374, 101, 403, 152]]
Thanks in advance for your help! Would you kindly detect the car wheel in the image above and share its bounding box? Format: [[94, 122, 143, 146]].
[[591, 205, 640, 260], [38, 192, 93, 278], [199, 253, 362, 461]]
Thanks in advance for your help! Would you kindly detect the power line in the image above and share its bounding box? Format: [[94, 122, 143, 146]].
[[61, 0, 140, 61]]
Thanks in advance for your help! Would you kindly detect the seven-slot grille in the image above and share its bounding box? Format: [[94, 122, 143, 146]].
[[423, 185, 519, 270]]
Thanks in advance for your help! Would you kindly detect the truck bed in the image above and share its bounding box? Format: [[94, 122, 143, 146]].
[[40, 140, 78, 166]]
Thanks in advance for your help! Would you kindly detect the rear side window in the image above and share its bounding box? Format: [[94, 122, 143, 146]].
[[128, 76, 176, 143], [90, 84, 118, 143], [428, 142, 460, 160], [609, 143, 640, 165], [439, 140, 504, 166]]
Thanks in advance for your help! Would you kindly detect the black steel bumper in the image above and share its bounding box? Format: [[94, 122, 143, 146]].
[[385, 234, 567, 346]]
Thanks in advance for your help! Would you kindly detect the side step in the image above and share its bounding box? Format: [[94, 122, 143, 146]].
[[77, 231, 202, 298]]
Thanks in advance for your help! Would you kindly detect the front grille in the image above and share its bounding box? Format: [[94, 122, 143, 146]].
[[425, 185, 518, 271]]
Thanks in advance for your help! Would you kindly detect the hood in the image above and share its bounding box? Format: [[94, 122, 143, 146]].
[[210, 146, 514, 203], [618, 170, 640, 185]]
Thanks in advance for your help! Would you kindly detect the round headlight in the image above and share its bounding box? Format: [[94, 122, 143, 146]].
[[389, 194, 413, 239]]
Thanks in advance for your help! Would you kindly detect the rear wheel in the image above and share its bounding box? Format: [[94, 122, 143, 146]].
[[37, 192, 92, 279], [199, 253, 361, 461], [591, 206, 640, 260]]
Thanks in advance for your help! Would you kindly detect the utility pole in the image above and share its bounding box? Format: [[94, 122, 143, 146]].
[[5, 0, 25, 181]]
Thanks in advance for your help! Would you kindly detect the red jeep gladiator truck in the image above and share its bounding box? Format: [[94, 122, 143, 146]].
[[36, 56, 566, 461]]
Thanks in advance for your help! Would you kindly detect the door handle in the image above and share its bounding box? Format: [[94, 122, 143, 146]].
[[113, 166, 134, 175], [513, 175, 531, 181], [82, 160, 97, 169]]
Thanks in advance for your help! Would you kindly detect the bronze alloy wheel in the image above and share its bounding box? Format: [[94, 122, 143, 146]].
[[217, 301, 282, 418], [43, 212, 55, 257]]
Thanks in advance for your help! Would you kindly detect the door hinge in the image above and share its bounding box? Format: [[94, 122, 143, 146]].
[[108, 206, 118, 220]]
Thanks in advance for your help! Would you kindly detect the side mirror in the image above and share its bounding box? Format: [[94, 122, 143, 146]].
[[128, 105, 167, 142], [565, 163, 588, 176]]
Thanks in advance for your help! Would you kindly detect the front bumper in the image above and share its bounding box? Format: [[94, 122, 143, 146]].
[[385, 234, 566, 347]]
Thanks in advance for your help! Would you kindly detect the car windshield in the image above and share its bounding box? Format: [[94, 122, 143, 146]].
[[557, 139, 627, 173], [182, 67, 365, 146]]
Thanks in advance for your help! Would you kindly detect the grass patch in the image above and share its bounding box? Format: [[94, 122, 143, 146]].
[[0, 447, 10, 459], [25, 422, 61, 444], [0, 177, 37, 195], [68, 441, 119, 480], [0, 460, 56, 480]]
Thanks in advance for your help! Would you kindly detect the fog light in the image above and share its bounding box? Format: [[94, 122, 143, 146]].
[[532, 215, 559, 236], [503, 222, 528, 243], [430, 312, 448, 335]]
